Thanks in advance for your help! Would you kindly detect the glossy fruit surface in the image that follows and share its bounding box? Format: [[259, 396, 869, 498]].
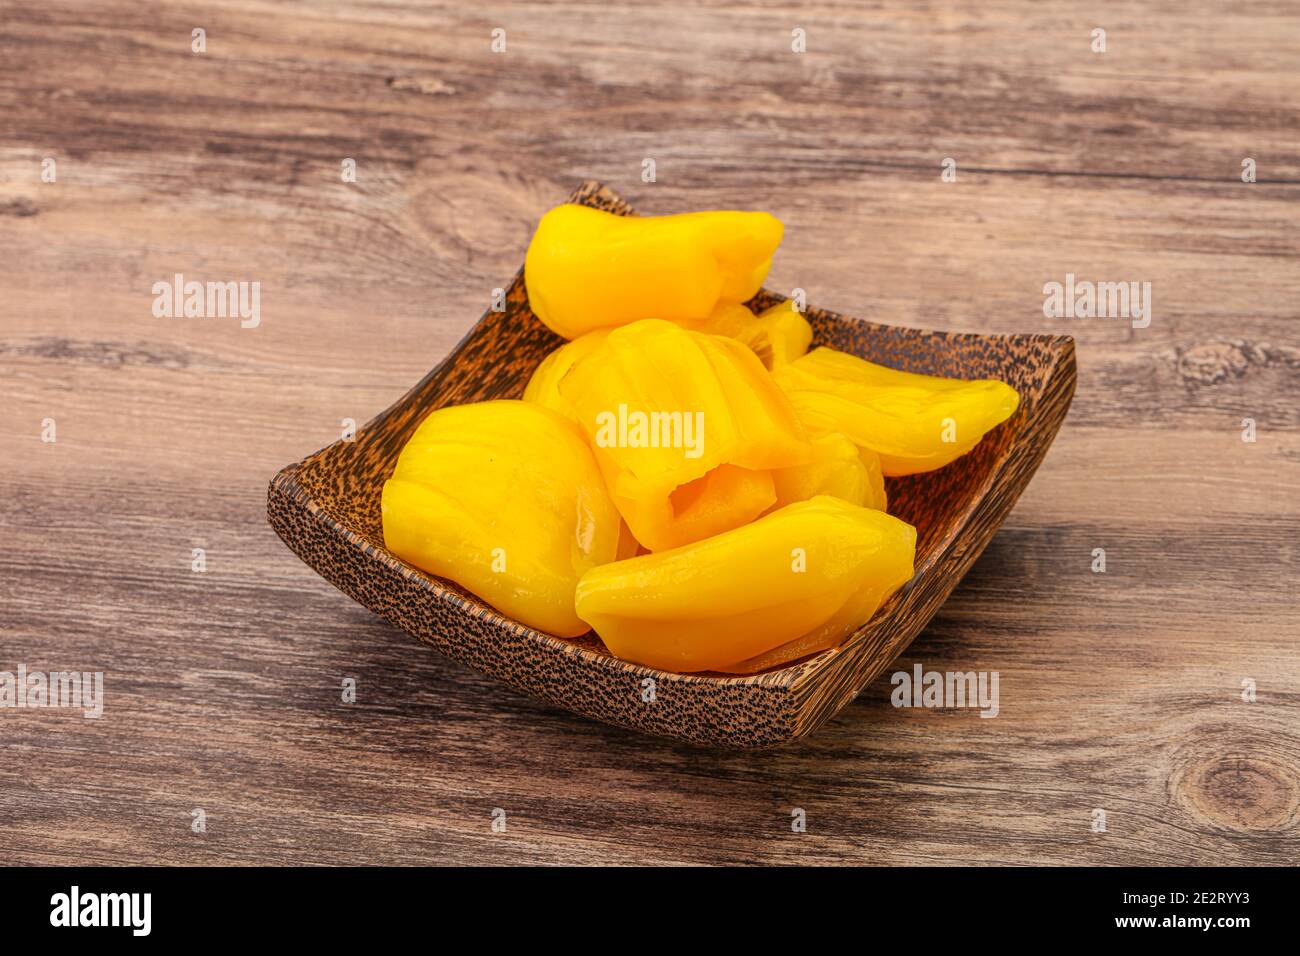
[[524, 203, 783, 339], [774, 347, 1020, 475], [381, 400, 621, 637], [559, 318, 810, 551], [575, 496, 916, 672]]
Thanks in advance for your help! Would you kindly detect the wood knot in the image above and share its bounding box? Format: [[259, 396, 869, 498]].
[[409, 165, 552, 268], [0, 198, 38, 217], [1177, 340, 1250, 385], [1178, 753, 1299, 832], [1176, 338, 1300, 386]]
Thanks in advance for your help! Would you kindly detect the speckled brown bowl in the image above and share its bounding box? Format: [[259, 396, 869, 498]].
[[268, 181, 1075, 749]]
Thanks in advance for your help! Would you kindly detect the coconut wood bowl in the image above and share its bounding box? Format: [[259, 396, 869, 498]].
[[268, 181, 1075, 749]]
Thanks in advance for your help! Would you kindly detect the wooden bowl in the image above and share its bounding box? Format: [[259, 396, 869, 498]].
[[267, 181, 1076, 749]]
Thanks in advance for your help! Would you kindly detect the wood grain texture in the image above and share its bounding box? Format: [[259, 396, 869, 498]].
[[2, 0, 1298, 863]]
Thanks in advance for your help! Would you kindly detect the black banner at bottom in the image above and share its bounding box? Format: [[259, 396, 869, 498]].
[[2, 866, 1285, 940]]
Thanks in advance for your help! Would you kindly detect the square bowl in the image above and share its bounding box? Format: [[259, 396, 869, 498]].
[[268, 181, 1075, 749]]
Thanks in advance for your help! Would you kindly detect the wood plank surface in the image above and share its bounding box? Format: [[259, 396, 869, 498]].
[[2, 0, 1298, 864]]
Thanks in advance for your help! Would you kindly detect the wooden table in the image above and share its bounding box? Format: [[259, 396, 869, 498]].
[[3, 1, 1297, 865]]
